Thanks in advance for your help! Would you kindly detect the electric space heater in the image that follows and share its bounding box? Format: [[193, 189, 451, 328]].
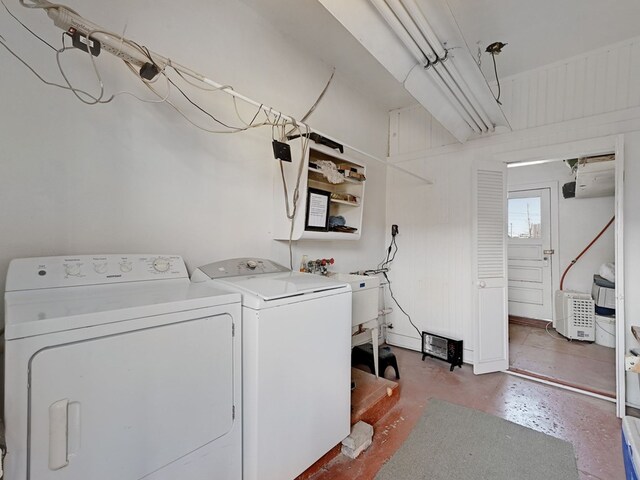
[[421, 331, 463, 371], [555, 290, 595, 341]]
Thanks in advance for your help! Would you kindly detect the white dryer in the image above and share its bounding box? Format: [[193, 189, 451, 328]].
[[192, 258, 352, 480], [3, 254, 242, 480]]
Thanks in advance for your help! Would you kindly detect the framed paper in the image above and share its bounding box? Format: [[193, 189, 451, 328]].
[[305, 188, 331, 231]]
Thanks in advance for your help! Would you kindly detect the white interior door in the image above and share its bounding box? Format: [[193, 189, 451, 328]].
[[507, 188, 553, 320], [473, 161, 508, 375]]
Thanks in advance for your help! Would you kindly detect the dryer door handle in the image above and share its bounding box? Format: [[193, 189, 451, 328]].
[[49, 399, 69, 470]]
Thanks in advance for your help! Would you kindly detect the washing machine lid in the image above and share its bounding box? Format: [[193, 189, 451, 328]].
[[213, 272, 349, 304], [196, 257, 290, 280], [215, 271, 348, 300], [193, 258, 350, 308], [4, 281, 240, 340]]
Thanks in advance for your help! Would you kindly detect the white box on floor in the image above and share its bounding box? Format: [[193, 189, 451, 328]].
[[595, 314, 616, 348]]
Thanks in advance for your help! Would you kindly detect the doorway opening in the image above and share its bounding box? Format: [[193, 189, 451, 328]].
[[506, 156, 616, 398]]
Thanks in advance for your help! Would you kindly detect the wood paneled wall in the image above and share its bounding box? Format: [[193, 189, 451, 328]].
[[389, 36, 640, 156]]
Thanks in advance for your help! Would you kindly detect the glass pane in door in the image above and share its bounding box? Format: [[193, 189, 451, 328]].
[[508, 197, 541, 239]]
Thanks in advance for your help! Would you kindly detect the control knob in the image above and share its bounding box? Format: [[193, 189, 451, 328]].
[[64, 264, 82, 277], [247, 260, 258, 270], [119, 261, 133, 273], [153, 257, 171, 273], [94, 263, 108, 274]]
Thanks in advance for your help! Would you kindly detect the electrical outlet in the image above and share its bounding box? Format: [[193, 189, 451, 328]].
[[391, 224, 399, 236]]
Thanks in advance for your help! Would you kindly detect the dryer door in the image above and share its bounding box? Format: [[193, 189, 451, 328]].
[[28, 314, 234, 480]]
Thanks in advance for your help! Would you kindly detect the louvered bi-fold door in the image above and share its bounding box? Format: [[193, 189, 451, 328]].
[[473, 161, 508, 374]]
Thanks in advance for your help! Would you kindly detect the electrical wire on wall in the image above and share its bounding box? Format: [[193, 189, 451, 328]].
[[1, 0, 328, 137], [362, 228, 421, 338], [1, 0, 341, 271]]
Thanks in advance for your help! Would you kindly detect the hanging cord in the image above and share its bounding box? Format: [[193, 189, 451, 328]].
[[560, 216, 615, 290], [284, 67, 335, 138], [383, 271, 422, 338], [277, 121, 310, 269], [490, 52, 502, 105], [372, 232, 421, 337]]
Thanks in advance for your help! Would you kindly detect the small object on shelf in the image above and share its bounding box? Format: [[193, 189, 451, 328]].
[[328, 215, 346, 229], [338, 169, 366, 181], [315, 160, 346, 184], [336, 163, 366, 181], [421, 331, 463, 371], [331, 225, 358, 233], [299, 255, 309, 273], [330, 193, 359, 205]]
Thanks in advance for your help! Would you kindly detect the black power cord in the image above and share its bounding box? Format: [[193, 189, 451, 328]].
[[379, 227, 422, 338], [383, 270, 422, 338], [485, 42, 507, 105]]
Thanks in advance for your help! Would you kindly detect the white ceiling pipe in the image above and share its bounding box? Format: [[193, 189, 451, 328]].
[[389, 0, 492, 132], [425, 67, 486, 133], [369, 0, 427, 65], [399, 0, 447, 59], [369, 0, 482, 133], [426, 65, 483, 133], [435, 62, 491, 132], [374, 0, 491, 133], [443, 63, 495, 132], [388, 0, 495, 133], [384, 0, 436, 62], [427, 62, 489, 133]]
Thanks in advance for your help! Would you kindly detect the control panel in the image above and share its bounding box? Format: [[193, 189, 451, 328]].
[[198, 258, 290, 279], [5, 255, 188, 291]]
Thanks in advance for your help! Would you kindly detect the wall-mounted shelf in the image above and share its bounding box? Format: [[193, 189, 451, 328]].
[[331, 198, 359, 207], [273, 141, 366, 241]]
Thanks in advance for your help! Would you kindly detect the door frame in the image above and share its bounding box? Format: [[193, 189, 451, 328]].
[[507, 181, 560, 325], [494, 134, 625, 417]]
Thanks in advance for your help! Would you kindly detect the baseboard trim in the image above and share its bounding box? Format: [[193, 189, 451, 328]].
[[506, 368, 616, 402], [509, 315, 550, 329]]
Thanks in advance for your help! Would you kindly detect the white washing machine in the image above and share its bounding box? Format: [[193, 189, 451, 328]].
[[3, 254, 242, 480], [191, 258, 352, 480]]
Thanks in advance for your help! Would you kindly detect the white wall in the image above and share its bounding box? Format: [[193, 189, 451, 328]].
[[507, 161, 615, 295], [386, 39, 640, 404], [0, 0, 390, 325], [385, 153, 474, 356]]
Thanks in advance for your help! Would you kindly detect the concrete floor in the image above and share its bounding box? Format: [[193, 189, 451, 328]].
[[509, 323, 616, 396], [313, 346, 624, 480]]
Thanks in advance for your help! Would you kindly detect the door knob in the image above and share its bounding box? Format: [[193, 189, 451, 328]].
[[478, 281, 486, 288]]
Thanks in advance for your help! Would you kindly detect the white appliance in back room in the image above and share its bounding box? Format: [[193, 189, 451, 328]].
[[191, 258, 352, 480], [3, 254, 242, 480]]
